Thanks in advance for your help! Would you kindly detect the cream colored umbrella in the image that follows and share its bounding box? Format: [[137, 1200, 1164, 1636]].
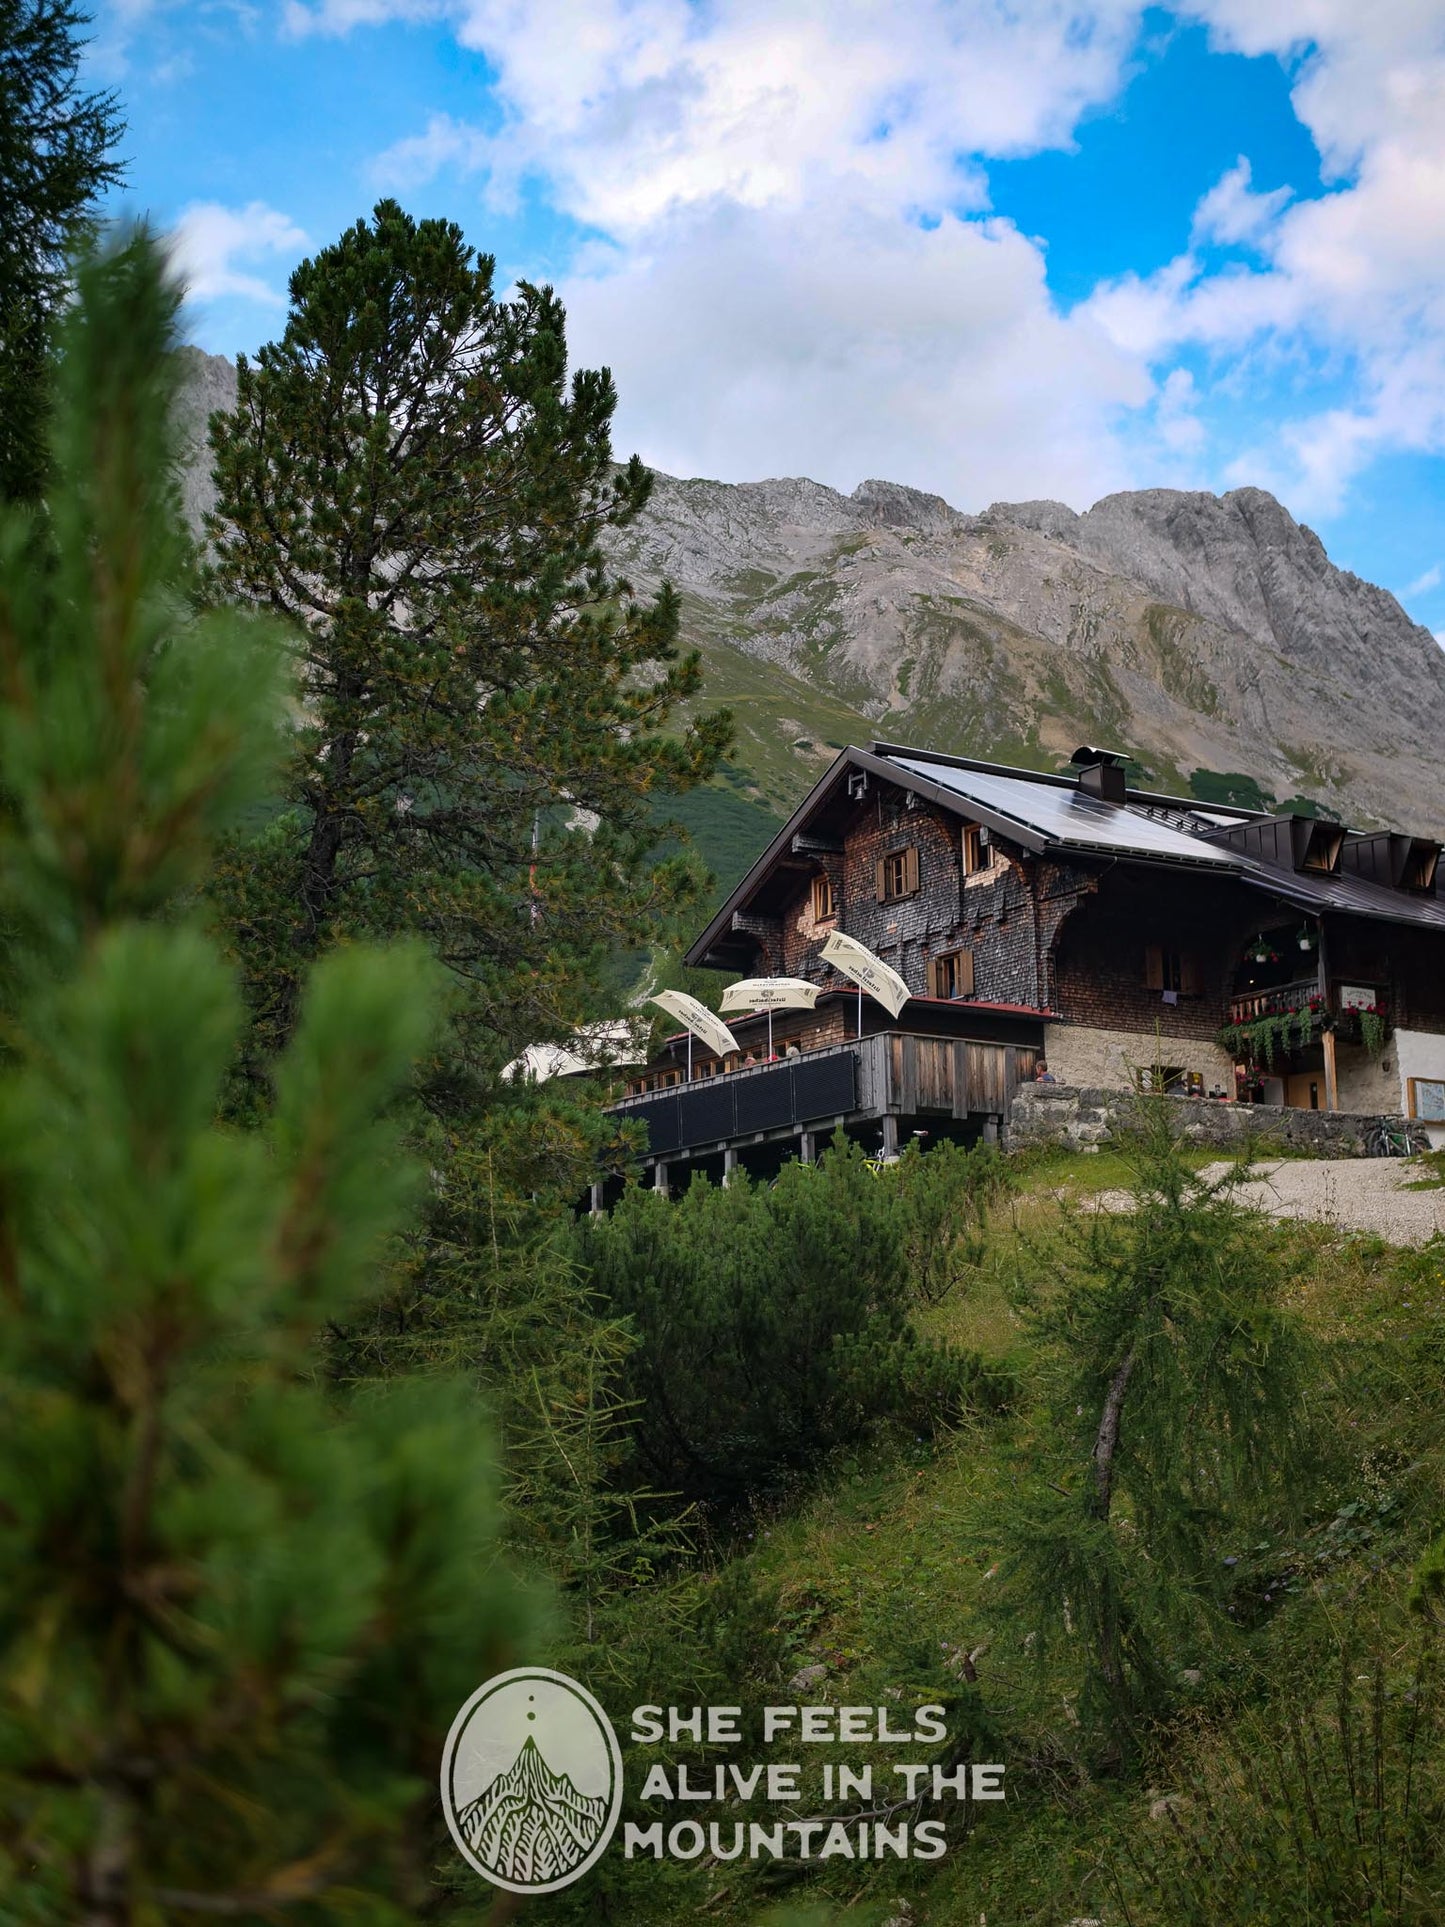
[[719, 976, 821, 1058], [649, 991, 741, 1080], [819, 931, 911, 1035]]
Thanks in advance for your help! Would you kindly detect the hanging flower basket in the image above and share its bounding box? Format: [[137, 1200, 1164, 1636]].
[[1340, 1002, 1394, 1063], [1217, 1003, 1319, 1067]]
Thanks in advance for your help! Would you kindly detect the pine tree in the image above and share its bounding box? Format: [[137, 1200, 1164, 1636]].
[[0, 234, 532, 1922], [575, 1140, 1009, 1505], [204, 198, 730, 1086], [0, 0, 124, 504]]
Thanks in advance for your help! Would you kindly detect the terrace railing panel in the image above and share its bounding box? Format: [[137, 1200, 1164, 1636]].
[[793, 1049, 857, 1120], [735, 1064, 794, 1133]]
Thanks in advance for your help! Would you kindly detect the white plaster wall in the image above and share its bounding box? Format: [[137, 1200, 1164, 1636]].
[[1396, 1028, 1445, 1148], [1043, 1022, 1234, 1093]]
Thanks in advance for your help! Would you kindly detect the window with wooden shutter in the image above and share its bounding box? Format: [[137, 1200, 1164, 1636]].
[[1144, 947, 1201, 995], [878, 847, 919, 901], [811, 873, 836, 920], [931, 949, 974, 999]]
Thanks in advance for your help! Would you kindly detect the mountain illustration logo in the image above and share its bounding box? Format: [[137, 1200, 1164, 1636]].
[[441, 1667, 622, 1893]]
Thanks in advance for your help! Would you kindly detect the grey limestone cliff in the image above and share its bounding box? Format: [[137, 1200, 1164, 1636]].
[[178, 350, 1445, 834]]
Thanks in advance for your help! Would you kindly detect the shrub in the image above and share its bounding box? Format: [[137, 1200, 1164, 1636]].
[[576, 1138, 1003, 1504], [1111, 1652, 1445, 1925]]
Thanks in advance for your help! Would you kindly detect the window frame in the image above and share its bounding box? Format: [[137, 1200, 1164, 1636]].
[[1144, 944, 1202, 996], [876, 845, 920, 903], [962, 823, 992, 876], [928, 947, 975, 1000]]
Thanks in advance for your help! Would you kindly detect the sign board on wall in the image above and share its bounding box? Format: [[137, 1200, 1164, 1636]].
[[1340, 985, 1379, 1010], [1407, 1078, 1445, 1122]]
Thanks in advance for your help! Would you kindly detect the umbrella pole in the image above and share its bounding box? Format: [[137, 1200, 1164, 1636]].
[[687, 1032, 693, 1082], [768, 1010, 774, 1058], [857, 986, 863, 1039]]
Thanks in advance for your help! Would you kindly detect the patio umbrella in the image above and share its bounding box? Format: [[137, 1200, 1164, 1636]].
[[819, 931, 911, 1035], [649, 991, 741, 1081], [719, 976, 821, 1058]]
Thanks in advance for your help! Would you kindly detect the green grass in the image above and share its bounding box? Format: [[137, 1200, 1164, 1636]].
[[563, 1153, 1445, 1927]]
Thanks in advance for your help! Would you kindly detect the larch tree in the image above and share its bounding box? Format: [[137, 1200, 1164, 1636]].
[[204, 198, 730, 1092], [1003, 1104, 1317, 1752]]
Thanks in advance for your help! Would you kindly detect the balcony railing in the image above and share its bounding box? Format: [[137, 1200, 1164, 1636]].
[[1229, 977, 1321, 1025], [609, 1043, 861, 1157], [607, 1031, 1033, 1163]]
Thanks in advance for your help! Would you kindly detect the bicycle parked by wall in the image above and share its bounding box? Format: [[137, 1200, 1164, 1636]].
[[1365, 1120, 1429, 1157]]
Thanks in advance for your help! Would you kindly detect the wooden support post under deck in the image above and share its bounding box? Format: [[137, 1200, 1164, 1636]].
[[652, 1160, 668, 1193], [982, 1115, 1000, 1145], [881, 1113, 899, 1158], [1322, 1028, 1339, 1113], [799, 1130, 816, 1165], [723, 1147, 738, 1187], [589, 1180, 604, 1216]]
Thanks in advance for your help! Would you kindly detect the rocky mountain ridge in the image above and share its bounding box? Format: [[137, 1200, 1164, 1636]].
[[610, 468, 1445, 833], [178, 349, 1445, 835]]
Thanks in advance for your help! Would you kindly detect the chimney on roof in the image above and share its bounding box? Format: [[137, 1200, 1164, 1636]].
[[1072, 745, 1129, 805]]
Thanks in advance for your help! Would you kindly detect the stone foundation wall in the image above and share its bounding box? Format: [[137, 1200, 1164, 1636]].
[[1042, 1021, 1235, 1093], [1009, 1083, 1412, 1157]]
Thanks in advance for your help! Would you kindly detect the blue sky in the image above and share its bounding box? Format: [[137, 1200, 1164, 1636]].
[[94, 2, 1445, 640]]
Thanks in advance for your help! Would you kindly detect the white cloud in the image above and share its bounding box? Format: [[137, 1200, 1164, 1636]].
[[1078, 1, 1445, 512], [1405, 563, 1442, 596], [372, 112, 494, 194], [167, 201, 309, 307], [561, 200, 1146, 507], [310, 0, 1445, 518], [1191, 156, 1293, 248], [365, 0, 1151, 230], [360, 0, 1153, 502]]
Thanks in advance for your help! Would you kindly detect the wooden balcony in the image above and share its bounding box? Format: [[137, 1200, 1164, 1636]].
[[604, 1030, 1038, 1187], [1229, 977, 1321, 1025]]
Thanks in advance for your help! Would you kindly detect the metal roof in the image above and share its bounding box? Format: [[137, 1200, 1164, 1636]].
[[1225, 848, 1445, 932], [683, 743, 1445, 967], [886, 755, 1239, 869]]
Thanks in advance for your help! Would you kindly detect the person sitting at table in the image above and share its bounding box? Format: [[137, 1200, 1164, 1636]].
[[1034, 1059, 1056, 1084]]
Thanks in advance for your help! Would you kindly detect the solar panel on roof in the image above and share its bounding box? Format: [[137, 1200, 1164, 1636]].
[[887, 757, 1238, 867]]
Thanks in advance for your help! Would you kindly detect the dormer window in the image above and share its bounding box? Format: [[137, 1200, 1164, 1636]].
[[1297, 821, 1344, 875], [1403, 842, 1440, 893]]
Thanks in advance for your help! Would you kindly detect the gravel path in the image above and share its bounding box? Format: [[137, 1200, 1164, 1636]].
[[1096, 1159, 1445, 1246]]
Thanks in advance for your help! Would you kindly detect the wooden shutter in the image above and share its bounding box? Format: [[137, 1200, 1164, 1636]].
[[903, 845, 920, 894], [926, 957, 940, 997], [875, 857, 888, 902], [1179, 951, 1202, 996], [957, 949, 975, 997], [1144, 944, 1164, 991]]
